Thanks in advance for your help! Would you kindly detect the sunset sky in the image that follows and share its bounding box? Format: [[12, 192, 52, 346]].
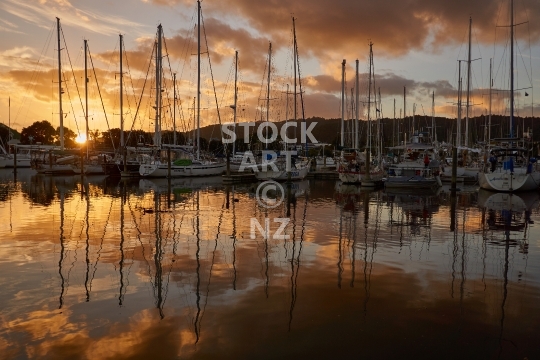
[[0, 0, 539, 138]]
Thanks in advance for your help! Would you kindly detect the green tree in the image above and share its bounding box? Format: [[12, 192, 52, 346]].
[[20, 121, 56, 145]]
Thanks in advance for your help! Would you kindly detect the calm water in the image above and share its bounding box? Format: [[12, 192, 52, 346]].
[[0, 169, 539, 359]]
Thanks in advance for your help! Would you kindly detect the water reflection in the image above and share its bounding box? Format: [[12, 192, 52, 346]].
[[0, 169, 539, 358]]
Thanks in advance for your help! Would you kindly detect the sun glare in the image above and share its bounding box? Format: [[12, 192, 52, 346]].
[[75, 134, 87, 144]]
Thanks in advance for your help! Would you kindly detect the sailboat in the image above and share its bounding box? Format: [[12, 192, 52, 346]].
[[255, 18, 310, 182], [103, 34, 158, 177], [338, 43, 385, 185], [478, 0, 540, 192], [384, 86, 442, 190], [0, 142, 9, 168], [139, 5, 225, 178], [448, 18, 482, 179], [0, 98, 32, 168], [31, 18, 77, 175], [71, 39, 105, 175]]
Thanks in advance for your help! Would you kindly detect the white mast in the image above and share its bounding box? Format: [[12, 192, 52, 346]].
[[488, 58, 492, 142], [355, 59, 359, 149], [510, 0, 514, 138], [232, 50, 238, 155], [154, 25, 162, 148], [393, 98, 396, 147], [84, 39, 89, 159], [403, 86, 406, 143], [465, 16, 472, 147], [367, 44, 372, 153], [197, 1, 201, 160], [173, 72, 177, 145], [56, 17, 64, 150], [431, 91, 435, 143], [457, 61, 462, 148], [266, 42, 272, 150], [341, 59, 345, 147], [120, 34, 124, 149]]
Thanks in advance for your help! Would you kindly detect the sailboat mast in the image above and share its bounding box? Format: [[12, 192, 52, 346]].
[[403, 86, 406, 143], [8, 96, 10, 153], [489, 58, 492, 142], [355, 59, 359, 149], [393, 98, 396, 147], [510, 0, 514, 138], [292, 17, 306, 154], [378, 87, 382, 164], [233, 50, 238, 155], [157, 25, 163, 148], [293, 17, 297, 130], [266, 43, 271, 123], [192, 97, 196, 147], [465, 16, 472, 147], [266, 42, 271, 150], [367, 43, 372, 153], [457, 60, 462, 148], [197, 0, 201, 160], [57, 17, 64, 150], [412, 103, 416, 136], [173, 72, 177, 145], [120, 34, 124, 148], [341, 59, 345, 147], [431, 91, 435, 143], [84, 39, 89, 159]]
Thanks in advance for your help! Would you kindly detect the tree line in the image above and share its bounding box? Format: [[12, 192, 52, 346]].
[[15, 115, 540, 154]]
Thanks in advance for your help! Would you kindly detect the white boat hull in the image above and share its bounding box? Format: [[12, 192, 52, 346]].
[[254, 166, 309, 181], [36, 164, 76, 175], [338, 169, 384, 184], [463, 167, 480, 178], [72, 164, 105, 175], [0, 157, 31, 168], [479, 169, 540, 192], [442, 166, 465, 177], [140, 162, 226, 178]]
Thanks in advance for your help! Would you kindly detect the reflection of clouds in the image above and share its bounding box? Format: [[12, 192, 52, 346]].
[[2, 307, 194, 359], [1, 177, 540, 357]]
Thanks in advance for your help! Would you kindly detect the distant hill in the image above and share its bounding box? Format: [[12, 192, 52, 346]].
[[198, 115, 540, 148]]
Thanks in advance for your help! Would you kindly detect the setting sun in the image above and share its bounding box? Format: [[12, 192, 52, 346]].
[[75, 134, 87, 144]]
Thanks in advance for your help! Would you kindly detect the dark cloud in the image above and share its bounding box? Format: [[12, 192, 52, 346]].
[[199, 0, 540, 61]]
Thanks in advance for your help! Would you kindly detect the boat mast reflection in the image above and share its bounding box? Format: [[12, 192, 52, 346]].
[[119, 181, 126, 306], [288, 186, 307, 332], [83, 182, 90, 302], [154, 189, 164, 319], [58, 190, 65, 309], [477, 190, 538, 354]]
